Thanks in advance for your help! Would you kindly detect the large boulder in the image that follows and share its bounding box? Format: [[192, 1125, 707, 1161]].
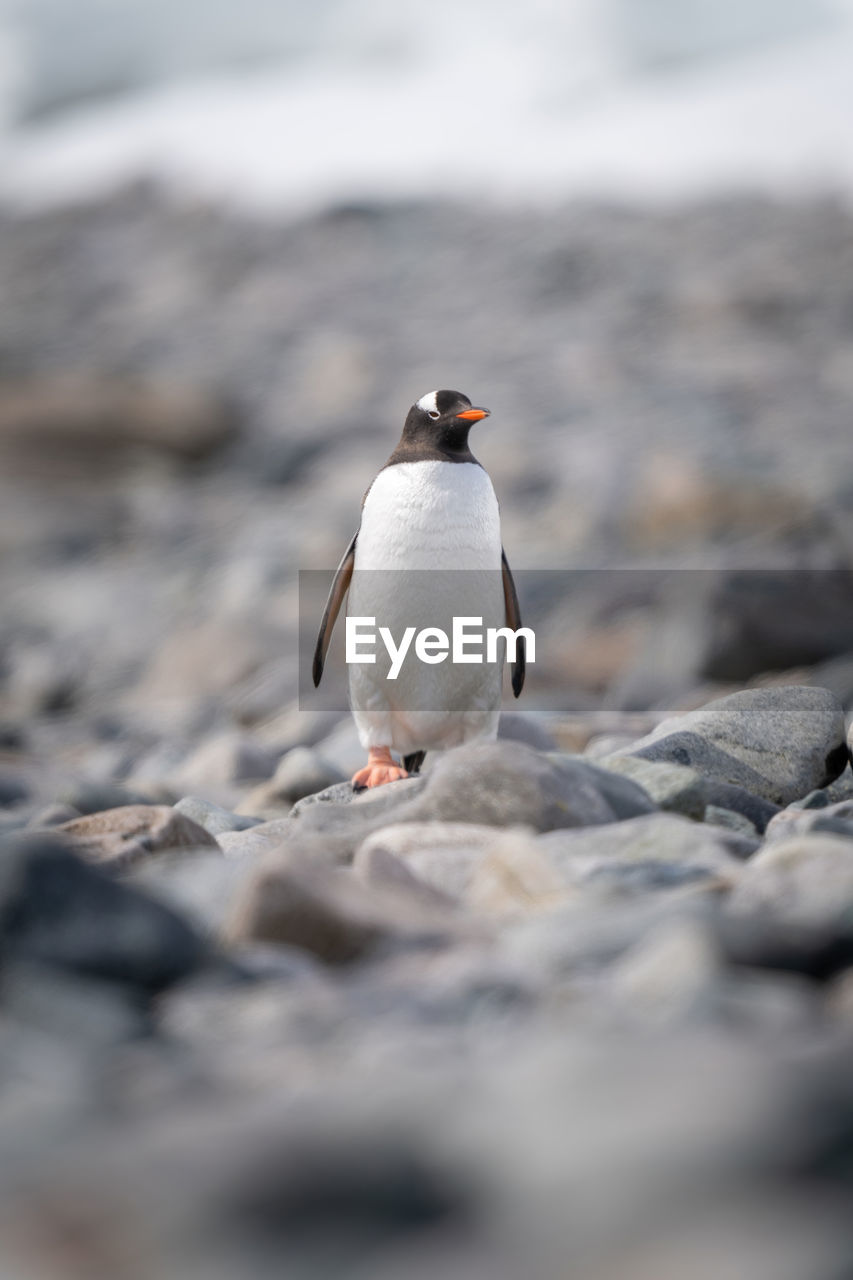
[[613, 686, 846, 806]]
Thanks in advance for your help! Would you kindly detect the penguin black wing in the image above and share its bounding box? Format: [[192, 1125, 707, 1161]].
[[312, 532, 357, 687], [501, 548, 525, 698]]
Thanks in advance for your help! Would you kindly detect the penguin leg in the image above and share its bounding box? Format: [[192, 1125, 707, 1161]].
[[403, 750, 426, 775], [352, 746, 409, 791]]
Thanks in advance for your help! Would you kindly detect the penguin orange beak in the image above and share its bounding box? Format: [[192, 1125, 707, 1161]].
[[456, 407, 490, 421]]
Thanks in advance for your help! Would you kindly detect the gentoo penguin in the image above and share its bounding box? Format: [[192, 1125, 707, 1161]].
[[313, 389, 524, 789]]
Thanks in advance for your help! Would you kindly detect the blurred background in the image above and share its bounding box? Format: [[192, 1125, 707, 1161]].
[[2, 0, 853, 775], [3, 5, 853, 1278]]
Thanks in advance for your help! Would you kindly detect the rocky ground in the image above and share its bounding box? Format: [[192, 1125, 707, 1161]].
[[3, 687, 853, 1278], [2, 189, 853, 1277]]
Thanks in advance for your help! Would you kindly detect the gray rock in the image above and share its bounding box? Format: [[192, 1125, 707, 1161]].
[[702, 780, 780, 834], [174, 795, 262, 836], [789, 768, 853, 808], [497, 712, 557, 751], [241, 746, 345, 811], [404, 742, 657, 832], [606, 915, 722, 1022], [56, 804, 219, 869], [355, 823, 505, 900], [126, 847, 263, 938], [290, 776, 425, 815], [352, 845, 458, 912], [173, 732, 279, 792], [58, 781, 158, 815], [596, 754, 707, 819], [704, 806, 759, 839], [0, 833, 209, 995], [538, 811, 755, 876], [615, 686, 846, 806], [280, 745, 655, 867], [584, 733, 643, 759], [226, 854, 465, 963], [26, 801, 82, 829], [311, 719, 365, 776], [728, 834, 853, 929], [1, 961, 153, 1045], [0, 772, 30, 807], [467, 813, 748, 911], [764, 799, 853, 844]]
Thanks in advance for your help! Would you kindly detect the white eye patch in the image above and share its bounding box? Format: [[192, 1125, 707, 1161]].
[[417, 390, 440, 418]]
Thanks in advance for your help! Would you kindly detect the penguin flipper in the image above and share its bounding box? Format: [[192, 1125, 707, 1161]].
[[312, 531, 357, 687], [501, 548, 525, 698]]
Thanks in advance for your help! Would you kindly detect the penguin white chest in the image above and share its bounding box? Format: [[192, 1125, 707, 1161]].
[[348, 460, 505, 754], [354, 461, 502, 571]]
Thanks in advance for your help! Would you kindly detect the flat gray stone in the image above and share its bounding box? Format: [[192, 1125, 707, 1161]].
[[614, 686, 847, 806]]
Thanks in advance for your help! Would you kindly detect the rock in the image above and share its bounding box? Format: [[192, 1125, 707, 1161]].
[[584, 733, 642, 759], [702, 780, 780, 834], [56, 805, 219, 869], [311, 719, 365, 777], [497, 712, 557, 751], [173, 732, 280, 793], [595, 754, 707, 819], [0, 961, 154, 1044], [26, 801, 81, 828], [792, 776, 853, 809], [58, 781, 156, 814], [0, 772, 29, 807], [227, 854, 463, 963], [606, 915, 722, 1022], [240, 746, 345, 812], [537, 812, 755, 881], [404, 742, 657, 832], [704, 806, 759, 839], [615, 686, 846, 806], [278, 778, 429, 864], [0, 834, 209, 994], [355, 823, 505, 899], [252, 705, 345, 755], [728, 834, 853, 930], [764, 799, 853, 844], [126, 848, 264, 938], [352, 845, 458, 912], [0, 373, 234, 476], [467, 836, 572, 915], [174, 795, 262, 837], [548, 712, 662, 754], [466, 813, 747, 912], [826, 967, 853, 1023], [278, 745, 655, 867]]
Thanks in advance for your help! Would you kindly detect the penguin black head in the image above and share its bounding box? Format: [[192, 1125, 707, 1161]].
[[390, 389, 491, 466]]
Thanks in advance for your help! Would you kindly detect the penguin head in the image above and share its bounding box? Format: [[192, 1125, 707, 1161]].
[[402, 389, 490, 457]]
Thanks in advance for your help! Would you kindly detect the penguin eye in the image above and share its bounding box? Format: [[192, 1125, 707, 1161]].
[[428, 410, 440, 420]]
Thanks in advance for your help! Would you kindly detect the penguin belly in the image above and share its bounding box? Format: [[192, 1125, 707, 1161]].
[[348, 461, 505, 755]]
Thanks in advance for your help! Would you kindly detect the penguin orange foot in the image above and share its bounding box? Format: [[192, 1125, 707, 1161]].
[[352, 746, 409, 790]]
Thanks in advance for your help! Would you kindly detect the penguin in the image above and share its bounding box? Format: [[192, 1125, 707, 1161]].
[[313, 389, 524, 789]]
